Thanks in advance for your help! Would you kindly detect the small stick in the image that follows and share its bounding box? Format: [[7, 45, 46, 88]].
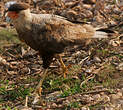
[[80, 74, 95, 88], [25, 96, 28, 107]]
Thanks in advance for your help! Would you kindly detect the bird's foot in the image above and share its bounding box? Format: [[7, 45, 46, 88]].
[[58, 54, 72, 78], [63, 66, 67, 78], [32, 93, 46, 105], [32, 86, 42, 105], [32, 93, 40, 105], [35, 86, 42, 96], [32, 87, 46, 105], [62, 64, 71, 78]]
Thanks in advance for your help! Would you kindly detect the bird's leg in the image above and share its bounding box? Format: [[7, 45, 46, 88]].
[[58, 55, 68, 78], [35, 69, 48, 95], [33, 69, 48, 104]]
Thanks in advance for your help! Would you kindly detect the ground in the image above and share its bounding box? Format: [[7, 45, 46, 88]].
[[0, 0, 123, 110]]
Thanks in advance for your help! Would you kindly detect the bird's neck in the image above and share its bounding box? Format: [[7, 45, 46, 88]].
[[13, 9, 32, 31]]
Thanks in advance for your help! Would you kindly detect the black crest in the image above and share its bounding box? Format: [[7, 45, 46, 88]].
[[8, 3, 30, 12]]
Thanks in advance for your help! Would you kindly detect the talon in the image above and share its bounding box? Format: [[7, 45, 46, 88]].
[[38, 87, 42, 96], [35, 87, 42, 96], [32, 94, 40, 104], [58, 55, 72, 78], [63, 66, 67, 78]]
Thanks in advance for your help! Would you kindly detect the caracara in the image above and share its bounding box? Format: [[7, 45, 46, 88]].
[[6, 2, 108, 103]]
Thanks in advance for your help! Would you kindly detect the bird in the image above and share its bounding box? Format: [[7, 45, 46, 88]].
[[5, 2, 109, 103]]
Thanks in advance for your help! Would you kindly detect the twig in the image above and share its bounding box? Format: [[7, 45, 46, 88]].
[[80, 88, 113, 95], [32, 105, 43, 109], [25, 96, 28, 107], [80, 74, 95, 89], [79, 56, 89, 64]]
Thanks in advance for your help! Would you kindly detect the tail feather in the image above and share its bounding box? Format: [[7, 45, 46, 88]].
[[93, 31, 108, 38]]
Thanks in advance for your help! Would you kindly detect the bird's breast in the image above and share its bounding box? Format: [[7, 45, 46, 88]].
[[16, 26, 40, 51]]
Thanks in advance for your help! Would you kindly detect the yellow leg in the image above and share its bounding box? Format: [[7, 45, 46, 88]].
[[35, 69, 48, 95], [58, 55, 68, 78], [33, 69, 48, 104]]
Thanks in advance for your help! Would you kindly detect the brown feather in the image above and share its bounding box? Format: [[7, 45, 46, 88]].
[[7, 3, 108, 68]]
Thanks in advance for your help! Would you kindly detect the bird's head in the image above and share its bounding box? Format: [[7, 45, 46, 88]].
[[6, 2, 30, 21]]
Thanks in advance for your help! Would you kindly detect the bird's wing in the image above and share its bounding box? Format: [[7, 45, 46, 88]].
[[31, 14, 108, 46]]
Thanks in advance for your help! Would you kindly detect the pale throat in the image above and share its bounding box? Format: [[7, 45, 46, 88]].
[[13, 9, 32, 30]]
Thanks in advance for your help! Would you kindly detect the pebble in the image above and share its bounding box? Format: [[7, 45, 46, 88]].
[[81, 107, 90, 110], [93, 56, 101, 63], [85, 69, 92, 73]]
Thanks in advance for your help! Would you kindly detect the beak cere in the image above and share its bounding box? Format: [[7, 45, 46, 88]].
[[7, 11, 18, 19]]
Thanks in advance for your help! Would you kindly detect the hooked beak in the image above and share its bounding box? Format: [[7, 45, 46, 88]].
[[2, 9, 8, 20], [2, 10, 12, 22]]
